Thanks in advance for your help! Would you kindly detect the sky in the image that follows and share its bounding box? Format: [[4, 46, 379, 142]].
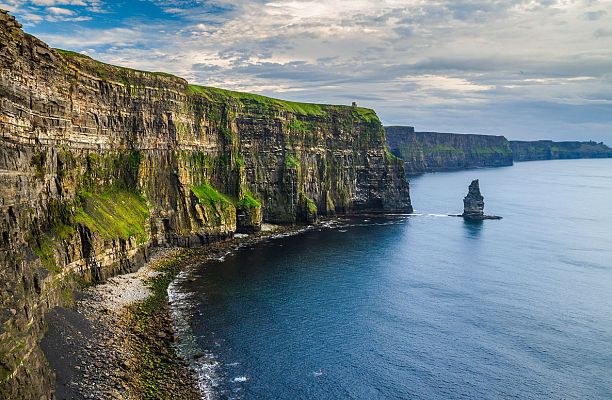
[[3, 0, 612, 142]]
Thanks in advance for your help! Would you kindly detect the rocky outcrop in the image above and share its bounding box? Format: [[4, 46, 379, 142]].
[[461, 180, 501, 220], [510, 140, 612, 161], [385, 126, 513, 174], [0, 11, 411, 399], [462, 180, 485, 218], [236, 193, 263, 233]]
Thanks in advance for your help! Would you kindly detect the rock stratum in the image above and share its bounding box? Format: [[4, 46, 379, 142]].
[[0, 11, 411, 398], [460, 179, 501, 220], [385, 126, 514, 174], [386, 126, 612, 174], [509, 140, 612, 161], [462, 180, 485, 218]]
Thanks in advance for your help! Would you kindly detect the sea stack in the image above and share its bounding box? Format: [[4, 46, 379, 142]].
[[463, 180, 485, 218], [462, 180, 502, 220]]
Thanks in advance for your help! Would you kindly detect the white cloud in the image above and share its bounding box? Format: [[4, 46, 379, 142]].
[[46, 6, 75, 15], [523, 76, 596, 84], [0, 0, 20, 12], [43, 27, 147, 47], [31, 0, 86, 5], [400, 75, 495, 92]]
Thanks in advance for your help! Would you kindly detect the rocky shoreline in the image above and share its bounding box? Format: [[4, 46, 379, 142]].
[[41, 223, 304, 400]]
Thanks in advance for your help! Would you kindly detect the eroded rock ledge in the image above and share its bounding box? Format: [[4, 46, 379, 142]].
[[0, 10, 411, 399]]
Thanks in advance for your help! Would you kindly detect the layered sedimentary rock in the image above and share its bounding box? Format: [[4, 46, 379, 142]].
[[0, 11, 411, 398], [460, 179, 501, 220], [385, 126, 513, 174], [386, 126, 611, 173], [462, 180, 485, 219], [510, 140, 612, 161]]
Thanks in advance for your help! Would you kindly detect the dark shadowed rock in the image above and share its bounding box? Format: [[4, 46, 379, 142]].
[[385, 127, 513, 174], [463, 180, 485, 218], [461, 180, 501, 220], [510, 140, 612, 162]]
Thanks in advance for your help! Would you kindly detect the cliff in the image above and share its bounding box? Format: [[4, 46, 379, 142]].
[[510, 140, 612, 161], [460, 179, 501, 220], [386, 126, 611, 173], [0, 11, 411, 398], [385, 126, 513, 174]]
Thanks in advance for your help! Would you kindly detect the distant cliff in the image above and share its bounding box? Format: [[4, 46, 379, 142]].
[[0, 11, 411, 398], [385, 126, 513, 174], [386, 126, 612, 173], [510, 140, 612, 161]]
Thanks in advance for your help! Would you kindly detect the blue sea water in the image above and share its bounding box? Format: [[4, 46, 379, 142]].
[[169, 159, 612, 399]]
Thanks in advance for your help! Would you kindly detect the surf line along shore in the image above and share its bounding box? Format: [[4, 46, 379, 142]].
[[40, 223, 312, 399]]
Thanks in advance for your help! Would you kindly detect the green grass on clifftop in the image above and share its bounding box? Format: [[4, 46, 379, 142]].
[[55, 47, 381, 124], [188, 85, 380, 122], [189, 85, 327, 116], [75, 190, 149, 243], [472, 146, 513, 155], [55, 48, 380, 123]]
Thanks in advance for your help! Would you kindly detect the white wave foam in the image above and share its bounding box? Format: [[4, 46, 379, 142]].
[[168, 279, 221, 400], [215, 250, 234, 262], [408, 213, 452, 217], [232, 376, 249, 382]]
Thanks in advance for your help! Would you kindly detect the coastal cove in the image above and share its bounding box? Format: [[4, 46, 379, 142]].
[[170, 159, 612, 399], [40, 224, 330, 399]]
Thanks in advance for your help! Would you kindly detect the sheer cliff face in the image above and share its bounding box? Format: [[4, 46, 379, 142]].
[[386, 126, 514, 174], [510, 140, 612, 161], [0, 11, 411, 398], [386, 127, 612, 172]]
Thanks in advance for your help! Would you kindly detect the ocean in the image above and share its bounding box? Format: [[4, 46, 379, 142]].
[[169, 158, 612, 399]]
